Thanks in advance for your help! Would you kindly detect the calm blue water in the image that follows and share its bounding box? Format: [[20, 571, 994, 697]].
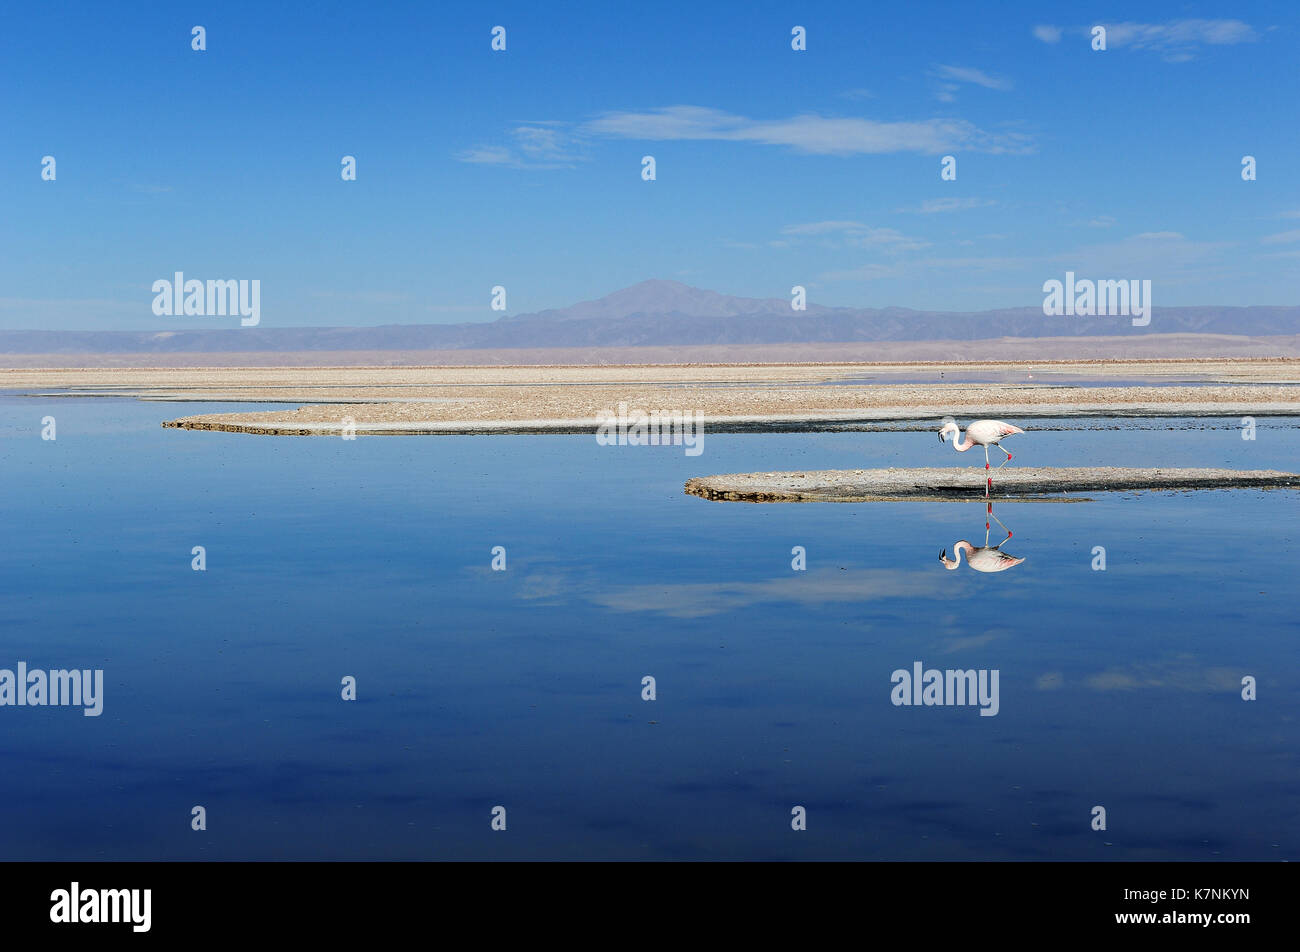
[[1, 393, 1297, 860]]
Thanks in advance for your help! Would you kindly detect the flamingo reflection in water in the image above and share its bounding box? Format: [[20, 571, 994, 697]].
[[940, 503, 1025, 573]]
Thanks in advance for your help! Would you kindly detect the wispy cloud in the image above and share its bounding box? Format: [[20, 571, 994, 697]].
[[820, 230, 1235, 286], [1260, 230, 1300, 244], [1051, 232, 1235, 281], [782, 220, 868, 236], [1084, 657, 1240, 693], [455, 145, 515, 166], [1035, 19, 1260, 61], [1107, 18, 1259, 52], [782, 221, 929, 250], [820, 262, 910, 281], [455, 123, 586, 168], [821, 254, 1027, 282], [466, 106, 1034, 163], [849, 229, 930, 250], [934, 64, 1013, 91], [511, 123, 575, 161], [580, 105, 1033, 155], [931, 64, 1012, 102], [898, 197, 996, 214], [308, 290, 410, 303]]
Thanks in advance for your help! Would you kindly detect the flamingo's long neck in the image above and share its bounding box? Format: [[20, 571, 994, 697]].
[[952, 430, 973, 452], [952, 541, 972, 564]]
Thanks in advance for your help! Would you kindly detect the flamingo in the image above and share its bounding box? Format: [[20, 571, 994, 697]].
[[938, 419, 1024, 496], [940, 507, 1023, 573]]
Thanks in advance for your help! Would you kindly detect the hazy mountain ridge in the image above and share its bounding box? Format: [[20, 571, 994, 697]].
[[1, 280, 1296, 353]]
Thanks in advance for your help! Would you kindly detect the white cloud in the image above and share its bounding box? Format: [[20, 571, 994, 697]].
[[455, 124, 586, 168], [1033, 25, 1063, 43], [512, 125, 570, 160], [1260, 230, 1300, 245], [309, 290, 410, 303], [782, 221, 929, 251], [1094, 19, 1258, 60], [581, 105, 1033, 155], [820, 231, 1237, 287], [934, 64, 1013, 91], [849, 228, 930, 250], [819, 262, 909, 282], [425, 304, 489, 313], [1053, 233, 1233, 278], [782, 220, 868, 235], [454, 146, 515, 165], [821, 254, 1027, 282], [899, 197, 996, 214]]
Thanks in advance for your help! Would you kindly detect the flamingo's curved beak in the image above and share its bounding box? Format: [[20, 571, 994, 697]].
[[939, 549, 946, 560]]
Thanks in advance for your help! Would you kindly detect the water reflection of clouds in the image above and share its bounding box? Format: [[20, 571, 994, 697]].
[[1033, 661, 1244, 693], [515, 572, 567, 602], [584, 568, 932, 618], [1083, 657, 1242, 693], [937, 630, 1006, 654]]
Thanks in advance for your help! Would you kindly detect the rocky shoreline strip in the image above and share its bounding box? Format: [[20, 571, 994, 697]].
[[684, 467, 1300, 503]]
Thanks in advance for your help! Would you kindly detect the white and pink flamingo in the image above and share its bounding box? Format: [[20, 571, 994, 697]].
[[938, 419, 1025, 496]]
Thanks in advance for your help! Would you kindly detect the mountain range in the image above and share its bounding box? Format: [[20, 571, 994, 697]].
[[1, 280, 1296, 354]]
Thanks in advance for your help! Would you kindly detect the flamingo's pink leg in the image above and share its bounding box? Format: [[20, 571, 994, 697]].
[[988, 508, 1012, 546]]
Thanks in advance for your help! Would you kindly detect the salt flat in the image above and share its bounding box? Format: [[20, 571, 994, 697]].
[[684, 467, 1300, 503], [4, 359, 1299, 435]]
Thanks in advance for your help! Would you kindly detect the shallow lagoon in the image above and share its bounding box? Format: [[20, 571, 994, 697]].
[[1, 393, 1296, 860]]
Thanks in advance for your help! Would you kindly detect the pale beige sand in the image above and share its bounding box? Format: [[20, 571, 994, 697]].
[[685, 467, 1300, 503], [5, 359, 1299, 435]]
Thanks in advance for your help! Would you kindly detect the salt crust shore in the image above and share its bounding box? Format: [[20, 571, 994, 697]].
[[158, 403, 1300, 436], [684, 467, 1300, 503], [4, 360, 1299, 435]]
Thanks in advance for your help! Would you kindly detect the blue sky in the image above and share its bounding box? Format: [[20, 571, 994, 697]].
[[1, 0, 1297, 329]]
